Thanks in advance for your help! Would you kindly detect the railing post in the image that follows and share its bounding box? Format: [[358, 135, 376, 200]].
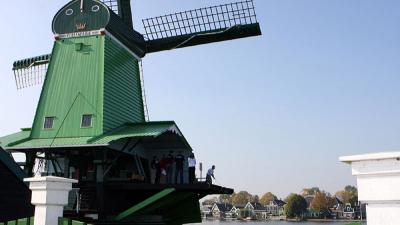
[[24, 176, 78, 225]]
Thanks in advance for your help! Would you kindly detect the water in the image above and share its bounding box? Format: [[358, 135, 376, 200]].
[[192, 220, 365, 225]]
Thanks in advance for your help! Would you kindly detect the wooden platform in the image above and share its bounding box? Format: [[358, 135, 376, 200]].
[[104, 182, 234, 197]]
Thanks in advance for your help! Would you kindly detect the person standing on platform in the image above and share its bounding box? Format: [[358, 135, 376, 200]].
[[159, 154, 167, 184], [166, 151, 174, 184], [188, 153, 196, 183], [175, 151, 184, 184], [151, 156, 160, 184], [206, 165, 215, 185]]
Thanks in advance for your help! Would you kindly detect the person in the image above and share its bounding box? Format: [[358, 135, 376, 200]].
[[175, 151, 184, 184], [188, 153, 196, 183], [151, 156, 160, 184], [166, 151, 174, 184], [159, 154, 167, 184], [206, 165, 215, 185]]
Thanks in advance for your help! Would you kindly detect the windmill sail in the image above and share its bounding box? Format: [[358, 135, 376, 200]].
[[142, 0, 262, 53], [12, 54, 51, 89], [101, 0, 133, 29]]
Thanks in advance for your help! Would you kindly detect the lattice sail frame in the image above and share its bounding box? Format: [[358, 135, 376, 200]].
[[142, 0, 258, 41], [13, 54, 51, 89], [100, 0, 119, 15]]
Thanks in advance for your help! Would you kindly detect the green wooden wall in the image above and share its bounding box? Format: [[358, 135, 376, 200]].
[[30, 34, 144, 139], [31, 36, 105, 139], [103, 36, 145, 132]]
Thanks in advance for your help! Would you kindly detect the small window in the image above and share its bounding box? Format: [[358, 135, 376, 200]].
[[65, 8, 74, 16], [81, 114, 93, 128], [92, 5, 100, 12], [44, 117, 55, 129]]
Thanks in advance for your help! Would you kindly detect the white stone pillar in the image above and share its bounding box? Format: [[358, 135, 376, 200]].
[[340, 152, 400, 225], [24, 176, 78, 225]]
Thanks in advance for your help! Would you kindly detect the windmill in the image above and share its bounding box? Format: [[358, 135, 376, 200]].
[[2, 0, 261, 224]]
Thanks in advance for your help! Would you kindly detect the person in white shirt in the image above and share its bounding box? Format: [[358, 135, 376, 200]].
[[206, 165, 215, 185], [188, 153, 196, 183]]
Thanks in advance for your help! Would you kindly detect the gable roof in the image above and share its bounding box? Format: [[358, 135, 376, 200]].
[[250, 202, 266, 211], [214, 203, 234, 212], [272, 199, 286, 207], [334, 196, 344, 205]]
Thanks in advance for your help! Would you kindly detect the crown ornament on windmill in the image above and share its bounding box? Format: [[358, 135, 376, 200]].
[[3, 0, 261, 223]]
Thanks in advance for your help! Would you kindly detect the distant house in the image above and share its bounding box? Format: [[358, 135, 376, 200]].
[[304, 195, 314, 207], [266, 199, 286, 216], [330, 197, 344, 219], [227, 206, 239, 218], [201, 205, 213, 218], [211, 203, 235, 219], [306, 208, 320, 218], [320, 208, 333, 219], [243, 202, 267, 220], [234, 204, 246, 218], [343, 203, 355, 219], [252, 202, 267, 220]]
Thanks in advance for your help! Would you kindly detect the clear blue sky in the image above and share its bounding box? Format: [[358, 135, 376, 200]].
[[1, 0, 400, 199]]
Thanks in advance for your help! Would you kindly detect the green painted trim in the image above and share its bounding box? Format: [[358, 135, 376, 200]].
[[115, 188, 176, 221]]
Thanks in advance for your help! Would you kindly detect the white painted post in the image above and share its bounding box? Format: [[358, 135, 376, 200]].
[[340, 152, 400, 225], [24, 176, 78, 225]]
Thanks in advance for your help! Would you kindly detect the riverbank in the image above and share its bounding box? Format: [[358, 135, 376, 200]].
[[204, 218, 365, 223], [195, 220, 366, 225]]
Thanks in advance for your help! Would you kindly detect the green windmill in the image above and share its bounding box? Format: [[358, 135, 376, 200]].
[[1, 0, 261, 223]]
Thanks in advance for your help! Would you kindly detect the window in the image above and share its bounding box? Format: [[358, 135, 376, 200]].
[[44, 117, 55, 129], [81, 114, 93, 128], [65, 8, 74, 16], [92, 5, 100, 12]]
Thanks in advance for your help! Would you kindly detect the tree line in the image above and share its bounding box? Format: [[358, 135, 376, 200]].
[[203, 185, 358, 219]]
